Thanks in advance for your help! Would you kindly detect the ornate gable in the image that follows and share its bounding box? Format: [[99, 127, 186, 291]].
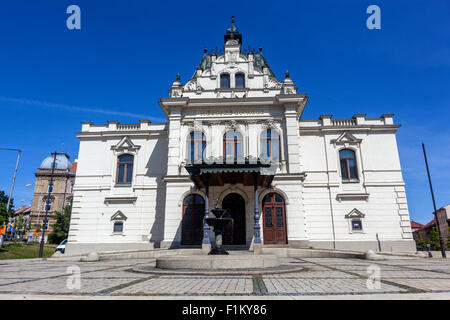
[[110, 210, 128, 221], [345, 208, 365, 219], [111, 136, 141, 153], [331, 131, 362, 147]]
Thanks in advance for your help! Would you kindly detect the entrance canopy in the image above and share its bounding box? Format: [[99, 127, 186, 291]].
[[184, 156, 277, 188]]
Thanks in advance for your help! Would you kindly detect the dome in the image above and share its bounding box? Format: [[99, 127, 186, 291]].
[[40, 153, 72, 170]]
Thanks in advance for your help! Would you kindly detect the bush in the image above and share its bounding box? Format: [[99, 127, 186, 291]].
[[429, 229, 441, 251]]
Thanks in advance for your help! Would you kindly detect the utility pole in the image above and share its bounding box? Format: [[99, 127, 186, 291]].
[[422, 143, 446, 258], [38, 152, 57, 258]]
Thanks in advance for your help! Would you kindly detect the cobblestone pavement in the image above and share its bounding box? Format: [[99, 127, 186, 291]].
[[0, 256, 449, 297]]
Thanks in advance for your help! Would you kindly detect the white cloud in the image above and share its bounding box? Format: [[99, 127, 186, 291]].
[[0, 96, 166, 122]]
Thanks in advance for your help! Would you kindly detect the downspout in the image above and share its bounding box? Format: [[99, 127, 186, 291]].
[[323, 135, 336, 250]]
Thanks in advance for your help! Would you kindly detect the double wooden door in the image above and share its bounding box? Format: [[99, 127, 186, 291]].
[[181, 194, 205, 245], [262, 193, 287, 244]]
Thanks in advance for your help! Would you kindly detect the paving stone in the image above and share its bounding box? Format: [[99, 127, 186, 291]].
[[113, 277, 253, 295], [263, 278, 405, 294], [264, 271, 357, 279], [387, 278, 450, 291], [0, 276, 136, 294]]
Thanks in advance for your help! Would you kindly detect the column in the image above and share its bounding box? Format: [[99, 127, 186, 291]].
[[202, 174, 211, 254], [253, 172, 262, 254]]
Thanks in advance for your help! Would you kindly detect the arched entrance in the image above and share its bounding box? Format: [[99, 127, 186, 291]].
[[262, 193, 287, 244], [222, 193, 246, 245], [181, 194, 205, 245]]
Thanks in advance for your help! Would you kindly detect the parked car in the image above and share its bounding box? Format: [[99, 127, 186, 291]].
[[55, 239, 67, 254]]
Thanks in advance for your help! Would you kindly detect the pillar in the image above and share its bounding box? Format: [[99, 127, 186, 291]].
[[202, 174, 211, 254], [253, 172, 262, 254]]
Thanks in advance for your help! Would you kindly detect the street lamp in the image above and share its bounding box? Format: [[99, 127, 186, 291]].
[[38, 151, 57, 258], [0, 148, 21, 245]]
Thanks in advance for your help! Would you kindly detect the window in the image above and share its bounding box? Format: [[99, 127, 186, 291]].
[[187, 131, 206, 163], [113, 221, 123, 233], [220, 74, 230, 88], [116, 154, 134, 184], [235, 73, 245, 88], [339, 149, 358, 181], [43, 199, 52, 211], [261, 129, 280, 161], [223, 130, 243, 160], [351, 219, 363, 231]]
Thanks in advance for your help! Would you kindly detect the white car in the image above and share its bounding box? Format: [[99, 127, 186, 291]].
[[55, 239, 67, 254]]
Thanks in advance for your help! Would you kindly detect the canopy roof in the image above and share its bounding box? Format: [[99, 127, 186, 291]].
[[184, 156, 277, 188]]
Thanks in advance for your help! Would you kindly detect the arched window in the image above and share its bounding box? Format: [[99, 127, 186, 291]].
[[339, 149, 358, 181], [116, 154, 134, 184], [220, 74, 230, 88], [235, 73, 245, 88], [261, 129, 280, 161], [223, 130, 243, 160], [187, 131, 206, 163]]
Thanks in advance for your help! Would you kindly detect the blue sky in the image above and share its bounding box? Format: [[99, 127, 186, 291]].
[[0, 0, 448, 224]]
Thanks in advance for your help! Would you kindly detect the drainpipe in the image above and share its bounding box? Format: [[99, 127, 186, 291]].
[[323, 136, 336, 250]]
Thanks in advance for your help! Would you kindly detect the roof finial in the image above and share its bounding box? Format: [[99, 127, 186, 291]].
[[176, 73, 180, 81], [224, 16, 242, 44], [285, 70, 290, 78]]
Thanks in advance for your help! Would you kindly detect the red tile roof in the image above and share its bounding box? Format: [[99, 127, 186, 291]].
[[13, 205, 31, 214], [410, 221, 425, 229]]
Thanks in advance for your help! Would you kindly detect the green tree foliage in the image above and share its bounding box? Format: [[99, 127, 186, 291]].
[[0, 190, 14, 226], [415, 235, 426, 248], [429, 229, 441, 251], [48, 205, 72, 244]]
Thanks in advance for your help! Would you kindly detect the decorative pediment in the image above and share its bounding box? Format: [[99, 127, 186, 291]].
[[111, 136, 141, 153], [331, 132, 362, 146], [225, 120, 239, 130], [345, 208, 365, 219], [110, 210, 127, 221], [261, 119, 278, 129]]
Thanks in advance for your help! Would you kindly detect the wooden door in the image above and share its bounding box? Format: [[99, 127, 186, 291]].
[[262, 193, 287, 244], [181, 194, 205, 245]]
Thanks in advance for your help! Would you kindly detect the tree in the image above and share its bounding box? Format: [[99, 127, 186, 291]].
[[429, 229, 441, 251], [48, 205, 72, 244], [0, 190, 14, 226], [415, 234, 426, 248]]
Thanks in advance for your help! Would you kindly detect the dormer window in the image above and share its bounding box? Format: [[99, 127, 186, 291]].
[[235, 73, 245, 88], [220, 74, 230, 88]]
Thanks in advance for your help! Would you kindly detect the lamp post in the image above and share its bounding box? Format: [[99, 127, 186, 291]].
[[0, 148, 21, 245], [422, 143, 446, 258], [38, 152, 57, 258]]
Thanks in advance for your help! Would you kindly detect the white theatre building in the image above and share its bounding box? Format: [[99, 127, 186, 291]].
[[66, 20, 415, 255]]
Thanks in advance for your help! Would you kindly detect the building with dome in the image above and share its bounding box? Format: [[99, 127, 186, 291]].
[[29, 152, 77, 239], [66, 19, 415, 254]]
